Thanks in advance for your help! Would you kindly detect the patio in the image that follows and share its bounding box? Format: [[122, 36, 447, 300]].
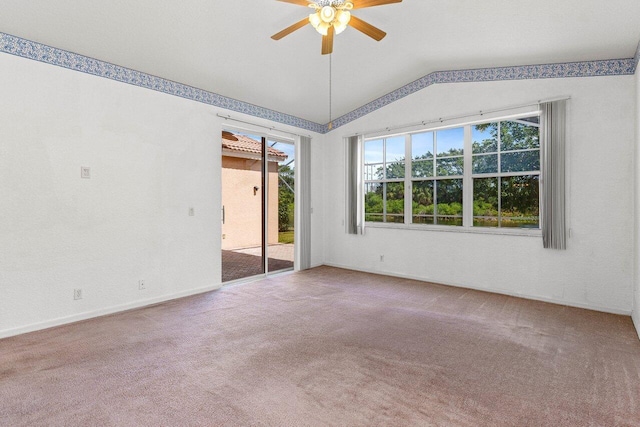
[[222, 243, 294, 283]]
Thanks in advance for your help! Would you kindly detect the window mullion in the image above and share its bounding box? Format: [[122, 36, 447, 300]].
[[363, 112, 541, 230], [497, 123, 502, 227], [433, 132, 438, 224], [463, 125, 473, 227], [383, 139, 387, 222], [404, 134, 412, 225], [383, 182, 387, 223], [497, 122, 502, 174], [498, 176, 502, 227]]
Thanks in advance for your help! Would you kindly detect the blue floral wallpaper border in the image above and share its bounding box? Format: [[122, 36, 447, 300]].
[[0, 32, 326, 134], [330, 58, 637, 131], [1, 32, 638, 134]]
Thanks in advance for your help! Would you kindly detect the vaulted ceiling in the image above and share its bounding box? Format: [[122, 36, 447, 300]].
[[1, 0, 638, 125]]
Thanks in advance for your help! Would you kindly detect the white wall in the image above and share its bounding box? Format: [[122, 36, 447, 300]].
[[634, 65, 640, 335], [0, 47, 631, 337], [0, 53, 323, 338], [321, 76, 636, 314], [310, 136, 326, 268]]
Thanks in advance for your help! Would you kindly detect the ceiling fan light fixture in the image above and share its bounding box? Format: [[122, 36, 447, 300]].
[[317, 21, 331, 36], [336, 10, 351, 25], [333, 20, 348, 35], [272, 0, 401, 54], [310, 6, 351, 36], [320, 6, 336, 23], [309, 12, 321, 29]]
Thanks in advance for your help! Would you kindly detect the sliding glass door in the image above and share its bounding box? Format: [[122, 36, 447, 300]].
[[268, 139, 295, 274], [221, 130, 295, 283]]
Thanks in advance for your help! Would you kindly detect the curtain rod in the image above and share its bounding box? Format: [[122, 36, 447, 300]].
[[216, 114, 312, 139], [347, 96, 571, 138]]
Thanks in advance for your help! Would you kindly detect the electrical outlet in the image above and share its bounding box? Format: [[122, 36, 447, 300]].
[[81, 167, 91, 179], [188, 207, 195, 216], [380, 255, 384, 262], [139, 280, 145, 290], [73, 289, 83, 300]]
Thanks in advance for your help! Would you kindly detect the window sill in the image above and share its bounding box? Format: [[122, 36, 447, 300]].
[[364, 222, 542, 237]]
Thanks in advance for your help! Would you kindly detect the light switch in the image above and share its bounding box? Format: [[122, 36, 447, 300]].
[[81, 167, 91, 179]]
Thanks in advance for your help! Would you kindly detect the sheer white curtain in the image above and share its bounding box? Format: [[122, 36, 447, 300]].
[[540, 100, 567, 250], [346, 135, 364, 234], [295, 136, 312, 270]]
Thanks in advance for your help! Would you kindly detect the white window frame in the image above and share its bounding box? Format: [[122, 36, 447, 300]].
[[407, 129, 465, 226], [363, 137, 406, 224], [363, 110, 543, 236], [471, 119, 541, 228]]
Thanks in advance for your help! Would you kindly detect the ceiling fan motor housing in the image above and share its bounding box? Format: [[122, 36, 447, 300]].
[[273, 0, 398, 54]]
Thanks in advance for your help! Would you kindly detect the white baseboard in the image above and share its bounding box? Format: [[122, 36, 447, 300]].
[[322, 262, 633, 317], [0, 282, 223, 340], [3, 267, 635, 341]]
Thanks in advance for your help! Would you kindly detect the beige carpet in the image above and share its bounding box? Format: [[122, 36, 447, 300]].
[[1, 266, 639, 426]]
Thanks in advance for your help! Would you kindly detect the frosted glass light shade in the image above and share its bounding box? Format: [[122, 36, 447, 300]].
[[336, 10, 351, 25], [310, 5, 352, 36], [309, 13, 321, 28], [317, 21, 330, 36], [320, 6, 335, 23], [334, 21, 347, 34]]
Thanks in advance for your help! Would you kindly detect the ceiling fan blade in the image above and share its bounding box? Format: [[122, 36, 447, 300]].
[[276, 0, 312, 5], [321, 26, 334, 55], [271, 18, 309, 40], [352, 0, 402, 9], [348, 15, 386, 41]]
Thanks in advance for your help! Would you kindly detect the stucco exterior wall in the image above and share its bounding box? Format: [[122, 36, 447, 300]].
[[221, 155, 280, 250]]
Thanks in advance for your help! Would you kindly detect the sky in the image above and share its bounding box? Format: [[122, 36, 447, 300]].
[[364, 126, 489, 164], [271, 141, 295, 167]]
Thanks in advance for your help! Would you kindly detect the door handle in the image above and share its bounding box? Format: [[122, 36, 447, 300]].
[[222, 205, 225, 224]]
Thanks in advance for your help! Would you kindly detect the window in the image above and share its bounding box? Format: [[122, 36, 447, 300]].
[[364, 136, 405, 223], [363, 113, 541, 230], [411, 128, 464, 226], [472, 118, 540, 228]]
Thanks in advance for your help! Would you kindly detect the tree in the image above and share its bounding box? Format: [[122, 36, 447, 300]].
[[366, 151, 463, 223], [278, 164, 295, 231], [364, 120, 540, 226], [473, 121, 540, 225]]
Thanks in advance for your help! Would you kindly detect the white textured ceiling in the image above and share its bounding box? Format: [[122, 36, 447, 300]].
[[0, 0, 638, 124]]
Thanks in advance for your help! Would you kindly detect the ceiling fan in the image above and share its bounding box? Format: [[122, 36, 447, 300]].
[[271, 0, 402, 55]]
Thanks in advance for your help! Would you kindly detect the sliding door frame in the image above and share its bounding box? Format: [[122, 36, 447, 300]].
[[221, 123, 296, 282]]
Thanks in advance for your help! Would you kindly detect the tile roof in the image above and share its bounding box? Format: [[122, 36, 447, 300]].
[[222, 133, 288, 160]]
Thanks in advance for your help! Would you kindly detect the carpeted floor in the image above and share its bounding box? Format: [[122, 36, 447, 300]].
[[1, 266, 639, 426]]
